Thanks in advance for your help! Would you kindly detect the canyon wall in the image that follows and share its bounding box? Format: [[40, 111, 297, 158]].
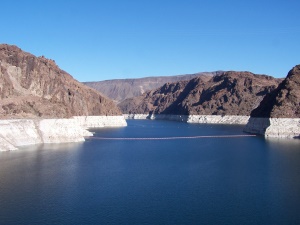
[[119, 71, 280, 116], [0, 44, 122, 119], [84, 72, 217, 103], [244, 65, 300, 138], [0, 44, 128, 150]]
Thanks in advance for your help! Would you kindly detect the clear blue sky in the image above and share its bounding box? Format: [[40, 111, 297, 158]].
[[1, 0, 299, 81]]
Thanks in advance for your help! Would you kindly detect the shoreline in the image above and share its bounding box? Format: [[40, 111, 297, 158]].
[[0, 116, 127, 151], [124, 114, 250, 125], [1, 114, 298, 151], [244, 117, 300, 139], [124, 114, 300, 139]]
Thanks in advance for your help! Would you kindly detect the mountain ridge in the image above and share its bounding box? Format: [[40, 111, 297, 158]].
[[0, 44, 122, 119], [84, 72, 221, 103], [118, 71, 281, 116]]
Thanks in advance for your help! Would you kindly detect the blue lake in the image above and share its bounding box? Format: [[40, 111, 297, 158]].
[[1, 119, 300, 224]]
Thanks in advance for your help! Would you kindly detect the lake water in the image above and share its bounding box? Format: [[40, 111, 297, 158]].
[[1, 119, 300, 225]]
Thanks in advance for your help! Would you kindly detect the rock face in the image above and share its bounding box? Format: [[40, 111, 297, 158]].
[[119, 71, 281, 116], [84, 72, 218, 103], [245, 65, 300, 138], [0, 44, 122, 119], [244, 117, 300, 138], [250, 65, 300, 118]]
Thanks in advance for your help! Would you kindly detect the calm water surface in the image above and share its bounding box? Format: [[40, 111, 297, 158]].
[[0, 120, 300, 225]]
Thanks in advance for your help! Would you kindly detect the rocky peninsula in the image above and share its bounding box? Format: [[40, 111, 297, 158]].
[[244, 65, 300, 138], [120, 71, 280, 126], [0, 44, 127, 151]]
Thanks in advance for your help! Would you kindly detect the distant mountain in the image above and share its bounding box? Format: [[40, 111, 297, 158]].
[[0, 44, 122, 119], [250, 64, 300, 118], [83, 72, 221, 103], [118, 71, 281, 116]]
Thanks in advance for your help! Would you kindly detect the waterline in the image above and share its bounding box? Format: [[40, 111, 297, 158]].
[[86, 134, 256, 140]]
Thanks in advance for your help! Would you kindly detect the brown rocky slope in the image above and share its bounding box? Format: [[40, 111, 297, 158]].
[[84, 72, 219, 103], [119, 71, 281, 116], [250, 64, 300, 118], [0, 44, 121, 119]]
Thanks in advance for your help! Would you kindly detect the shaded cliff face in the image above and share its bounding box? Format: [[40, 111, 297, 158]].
[[0, 44, 122, 119], [119, 71, 281, 116], [250, 65, 300, 118], [84, 72, 218, 103]]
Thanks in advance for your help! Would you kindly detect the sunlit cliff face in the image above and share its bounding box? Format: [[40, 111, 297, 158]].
[[0, 44, 122, 119]]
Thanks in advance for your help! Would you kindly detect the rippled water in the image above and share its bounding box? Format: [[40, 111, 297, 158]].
[[1, 120, 300, 224]]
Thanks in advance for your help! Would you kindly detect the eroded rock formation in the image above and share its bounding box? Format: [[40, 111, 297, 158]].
[[0, 44, 122, 119], [245, 65, 300, 138], [119, 71, 281, 116], [250, 65, 300, 118]]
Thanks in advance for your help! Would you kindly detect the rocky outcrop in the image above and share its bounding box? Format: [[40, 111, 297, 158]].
[[119, 71, 281, 116], [0, 116, 127, 151], [0, 44, 122, 119], [245, 65, 300, 138], [250, 65, 300, 118], [84, 72, 217, 103], [0, 44, 128, 150], [119, 79, 191, 115], [245, 117, 300, 138]]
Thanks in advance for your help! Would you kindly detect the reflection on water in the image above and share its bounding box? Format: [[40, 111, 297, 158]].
[[266, 137, 300, 149], [0, 120, 300, 225]]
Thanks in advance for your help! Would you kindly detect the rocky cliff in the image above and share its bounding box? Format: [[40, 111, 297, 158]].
[[84, 72, 218, 103], [119, 71, 281, 116], [250, 65, 300, 118], [0, 44, 122, 119], [245, 65, 300, 138]]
